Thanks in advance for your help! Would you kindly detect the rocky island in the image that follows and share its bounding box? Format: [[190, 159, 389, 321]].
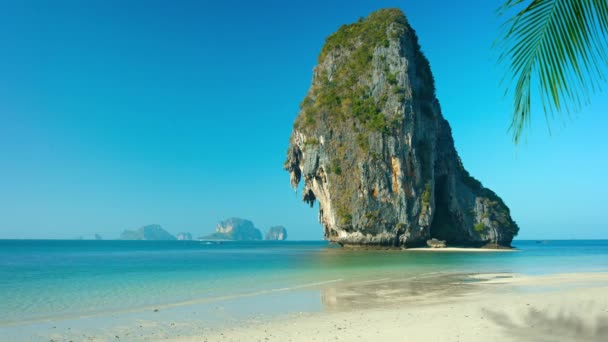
[[201, 218, 263, 241], [176, 232, 193, 241], [284, 9, 519, 248], [120, 224, 176, 241], [265, 226, 288, 241]]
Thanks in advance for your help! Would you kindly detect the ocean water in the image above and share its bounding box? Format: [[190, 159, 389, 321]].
[[0, 239, 607, 327]]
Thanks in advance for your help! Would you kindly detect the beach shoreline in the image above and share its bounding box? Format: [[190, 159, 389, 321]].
[[3, 239, 608, 342], [406, 247, 518, 252], [4, 271, 606, 342], [168, 271, 608, 342]]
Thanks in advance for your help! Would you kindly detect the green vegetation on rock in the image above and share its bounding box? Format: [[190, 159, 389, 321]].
[[422, 182, 432, 207], [296, 9, 423, 135], [319, 9, 407, 63]]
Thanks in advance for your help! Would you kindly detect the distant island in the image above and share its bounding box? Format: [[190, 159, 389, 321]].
[[265, 226, 288, 241], [176, 232, 193, 241], [115, 220, 287, 242], [120, 224, 176, 241], [284, 9, 518, 248], [200, 218, 288, 241], [201, 218, 262, 241]]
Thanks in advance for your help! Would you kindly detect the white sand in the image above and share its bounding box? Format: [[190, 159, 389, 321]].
[[406, 247, 518, 252], [169, 272, 608, 342]]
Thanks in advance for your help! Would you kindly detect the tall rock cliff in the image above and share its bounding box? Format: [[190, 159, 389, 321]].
[[285, 9, 519, 247]]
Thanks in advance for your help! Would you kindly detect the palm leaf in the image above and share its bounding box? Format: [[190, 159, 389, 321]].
[[497, 0, 608, 143]]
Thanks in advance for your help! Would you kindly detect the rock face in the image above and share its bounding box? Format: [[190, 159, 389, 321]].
[[176, 232, 193, 241], [202, 218, 263, 241], [284, 9, 519, 247], [120, 224, 176, 241], [265, 226, 288, 241]]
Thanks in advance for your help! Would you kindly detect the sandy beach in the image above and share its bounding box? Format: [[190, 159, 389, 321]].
[[168, 272, 608, 342], [406, 247, 519, 252], [4, 270, 607, 341]]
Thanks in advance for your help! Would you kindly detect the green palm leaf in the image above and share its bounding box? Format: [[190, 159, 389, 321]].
[[497, 0, 608, 143]]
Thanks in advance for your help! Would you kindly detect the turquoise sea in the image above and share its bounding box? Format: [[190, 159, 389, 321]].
[[1, 239, 607, 332]]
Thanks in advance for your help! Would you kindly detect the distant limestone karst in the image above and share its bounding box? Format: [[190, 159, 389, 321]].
[[201, 218, 263, 241], [120, 224, 176, 241], [265, 226, 288, 241], [176, 232, 193, 241]]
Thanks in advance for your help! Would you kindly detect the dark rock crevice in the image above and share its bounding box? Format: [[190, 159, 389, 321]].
[[429, 175, 460, 244]]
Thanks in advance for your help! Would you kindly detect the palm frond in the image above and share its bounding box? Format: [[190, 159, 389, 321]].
[[497, 0, 608, 143]]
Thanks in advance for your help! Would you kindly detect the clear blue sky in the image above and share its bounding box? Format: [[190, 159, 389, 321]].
[[1, 0, 607, 240]]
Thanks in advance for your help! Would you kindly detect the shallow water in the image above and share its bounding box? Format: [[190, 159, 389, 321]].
[[0, 239, 607, 327]]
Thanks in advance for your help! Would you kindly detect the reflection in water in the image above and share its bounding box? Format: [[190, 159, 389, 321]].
[[320, 273, 484, 311], [310, 247, 513, 312]]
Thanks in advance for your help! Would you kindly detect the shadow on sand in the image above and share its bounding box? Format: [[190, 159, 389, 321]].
[[485, 307, 608, 342]]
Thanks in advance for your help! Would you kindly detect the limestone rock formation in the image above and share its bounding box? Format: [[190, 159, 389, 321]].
[[284, 9, 519, 247], [265, 226, 288, 241], [120, 224, 176, 240], [202, 218, 263, 241]]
